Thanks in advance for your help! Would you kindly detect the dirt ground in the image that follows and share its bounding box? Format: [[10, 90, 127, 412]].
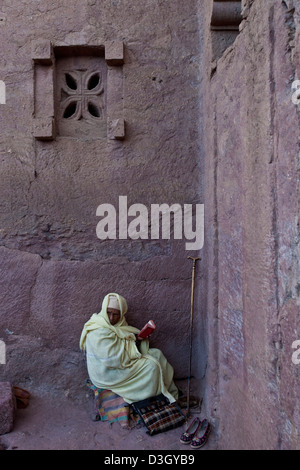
[[0, 392, 215, 451]]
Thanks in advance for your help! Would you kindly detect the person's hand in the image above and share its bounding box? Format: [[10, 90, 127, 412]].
[[137, 334, 151, 341]]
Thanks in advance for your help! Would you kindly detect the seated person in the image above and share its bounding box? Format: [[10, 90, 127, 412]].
[[79, 292, 179, 405]]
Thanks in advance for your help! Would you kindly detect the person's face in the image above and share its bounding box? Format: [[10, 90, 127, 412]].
[[107, 307, 121, 325]]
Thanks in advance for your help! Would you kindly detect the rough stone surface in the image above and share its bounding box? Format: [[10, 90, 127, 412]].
[[0, 0, 299, 451], [204, 0, 300, 450], [0, 382, 16, 435], [0, 0, 206, 408]]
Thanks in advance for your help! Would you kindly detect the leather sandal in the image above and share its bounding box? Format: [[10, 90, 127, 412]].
[[190, 418, 211, 449], [179, 417, 201, 444], [12, 386, 31, 409]]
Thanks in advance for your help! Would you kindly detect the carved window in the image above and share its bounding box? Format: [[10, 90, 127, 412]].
[[55, 54, 107, 138], [32, 41, 125, 141], [61, 71, 104, 120]]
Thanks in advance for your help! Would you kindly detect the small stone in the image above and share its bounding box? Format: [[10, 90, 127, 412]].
[[0, 382, 16, 435]]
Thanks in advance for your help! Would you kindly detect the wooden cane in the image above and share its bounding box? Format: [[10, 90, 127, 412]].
[[186, 256, 201, 418]]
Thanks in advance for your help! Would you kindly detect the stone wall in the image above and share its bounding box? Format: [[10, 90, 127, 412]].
[[1, 0, 299, 450], [204, 0, 300, 449], [0, 0, 208, 400]]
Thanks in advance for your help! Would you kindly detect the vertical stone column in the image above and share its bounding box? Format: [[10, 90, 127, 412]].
[[31, 40, 55, 140], [105, 41, 125, 140]]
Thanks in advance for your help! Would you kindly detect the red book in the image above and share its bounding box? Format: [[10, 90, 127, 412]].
[[138, 320, 156, 339]]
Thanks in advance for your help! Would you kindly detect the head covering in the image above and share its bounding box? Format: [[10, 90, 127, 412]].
[[79, 293, 139, 351], [107, 295, 120, 310]]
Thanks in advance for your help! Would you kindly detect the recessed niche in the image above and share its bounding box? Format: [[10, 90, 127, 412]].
[[54, 47, 107, 139]]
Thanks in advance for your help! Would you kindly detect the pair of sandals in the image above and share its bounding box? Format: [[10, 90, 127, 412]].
[[180, 417, 211, 449]]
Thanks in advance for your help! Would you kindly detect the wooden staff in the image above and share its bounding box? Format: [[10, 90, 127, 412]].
[[186, 256, 201, 418]]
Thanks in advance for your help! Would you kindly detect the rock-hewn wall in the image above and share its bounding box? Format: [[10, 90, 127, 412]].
[[204, 0, 300, 450], [0, 0, 207, 400], [1, 0, 298, 450]]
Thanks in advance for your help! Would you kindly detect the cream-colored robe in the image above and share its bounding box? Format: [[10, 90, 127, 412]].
[[79, 293, 178, 404]]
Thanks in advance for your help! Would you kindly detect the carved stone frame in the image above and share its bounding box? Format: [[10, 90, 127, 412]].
[[32, 40, 125, 141]]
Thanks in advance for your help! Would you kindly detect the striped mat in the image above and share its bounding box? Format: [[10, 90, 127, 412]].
[[86, 380, 140, 428]]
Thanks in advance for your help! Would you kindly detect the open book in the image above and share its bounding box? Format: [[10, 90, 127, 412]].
[[138, 320, 156, 339]]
